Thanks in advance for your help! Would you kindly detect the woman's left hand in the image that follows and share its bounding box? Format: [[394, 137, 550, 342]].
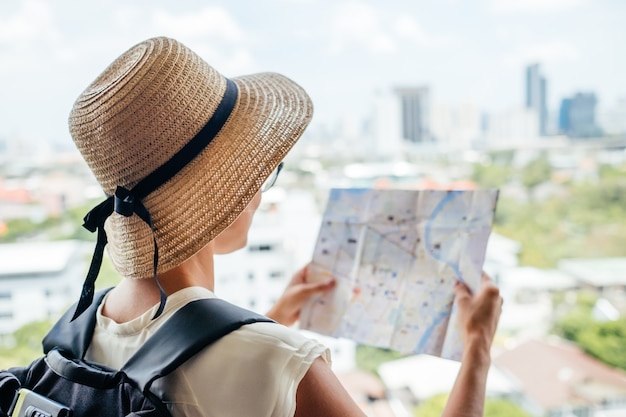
[[266, 264, 335, 327]]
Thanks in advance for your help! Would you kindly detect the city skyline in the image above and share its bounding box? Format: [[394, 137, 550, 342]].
[[0, 0, 625, 146]]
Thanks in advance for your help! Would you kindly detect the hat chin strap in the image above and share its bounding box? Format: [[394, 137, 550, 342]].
[[72, 78, 239, 321], [74, 187, 164, 321]]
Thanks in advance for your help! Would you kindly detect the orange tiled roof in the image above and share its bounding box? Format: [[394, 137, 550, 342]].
[[0, 187, 31, 203], [494, 338, 626, 410]]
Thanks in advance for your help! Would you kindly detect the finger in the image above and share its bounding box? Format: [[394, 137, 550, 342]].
[[479, 285, 502, 309], [481, 271, 494, 285], [453, 280, 472, 308], [301, 278, 335, 295], [291, 264, 309, 283]]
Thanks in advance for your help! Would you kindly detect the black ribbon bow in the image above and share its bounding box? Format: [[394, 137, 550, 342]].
[[72, 78, 239, 321], [73, 186, 165, 321]]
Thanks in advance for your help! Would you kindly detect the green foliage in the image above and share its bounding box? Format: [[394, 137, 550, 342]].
[[355, 345, 406, 376], [493, 167, 626, 267], [471, 163, 514, 189], [413, 393, 532, 417], [576, 291, 600, 310], [0, 319, 53, 368], [553, 294, 626, 371], [0, 217, 43, 242], [521, 152, 552, 193], [598, 163, 626, 180], [489, 150, 515, 165], [555, 308, 594, 341], [414, 393, 448, 417], [577, 319, 626, 370], [0, 201, 100, 243], [483, 399, 534, 417], [570, 178, 626, 220], [473, 154, 626, 268]]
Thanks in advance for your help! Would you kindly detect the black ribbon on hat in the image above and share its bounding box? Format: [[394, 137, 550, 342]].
[[72, 78, 239, 321]]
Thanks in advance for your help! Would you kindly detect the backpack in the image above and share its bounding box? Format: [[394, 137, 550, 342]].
[[0, 289, 273, 417]]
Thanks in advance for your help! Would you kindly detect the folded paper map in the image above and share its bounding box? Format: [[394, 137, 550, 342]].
[[300, 188, 499, 360]]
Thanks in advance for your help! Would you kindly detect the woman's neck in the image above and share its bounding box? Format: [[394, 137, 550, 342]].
[[101, 242, 216, 322]]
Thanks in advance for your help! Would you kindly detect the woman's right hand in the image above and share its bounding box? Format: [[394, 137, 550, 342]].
[[453, 272, 503, 363], [266, 264, 335, 327]]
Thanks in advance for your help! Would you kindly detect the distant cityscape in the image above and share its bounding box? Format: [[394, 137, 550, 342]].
[[295, 62, 625, 161]]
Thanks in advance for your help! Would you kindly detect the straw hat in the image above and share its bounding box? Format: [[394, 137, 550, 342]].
[[69, 36, 313, 281]]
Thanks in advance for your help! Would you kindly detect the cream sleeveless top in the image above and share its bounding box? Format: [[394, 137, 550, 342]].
[[86, 286, 330, 417]]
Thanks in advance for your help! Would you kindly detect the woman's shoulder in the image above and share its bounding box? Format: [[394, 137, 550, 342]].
[[175, 290, 329, 358], [230, 321, 326, 354]]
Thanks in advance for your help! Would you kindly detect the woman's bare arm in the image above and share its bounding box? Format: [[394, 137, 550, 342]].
[[295, 357, 367, 417], [442, 275, 502, 417]]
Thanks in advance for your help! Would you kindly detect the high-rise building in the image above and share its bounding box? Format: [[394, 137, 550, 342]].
[[371, 90, 403, 157], [394, 86, 432, 144], [558, 98, 572, 133], [559, 92, 602, 138], [430, 101, 482, 150], [485, 107, 539, 146], [525, 64, 548, 136], [599, 97, 626, 136]]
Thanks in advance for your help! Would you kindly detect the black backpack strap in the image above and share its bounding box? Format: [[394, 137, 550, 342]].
[[42, 288, 112, 357], [122, 298, 274, 392]]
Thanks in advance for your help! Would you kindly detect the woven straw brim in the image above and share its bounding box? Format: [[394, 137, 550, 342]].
[[69, 38, 312, 279]]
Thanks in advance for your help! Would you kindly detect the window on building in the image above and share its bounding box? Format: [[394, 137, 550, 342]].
[[249, 244, 275, 252], [269, 271, 284, 280]]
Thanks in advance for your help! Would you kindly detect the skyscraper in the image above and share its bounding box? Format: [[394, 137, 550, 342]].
[[394, 86, 432, 144], [525, 63, 548, 136], [558, 98, 572, 133], [559, 92, 601, 138]]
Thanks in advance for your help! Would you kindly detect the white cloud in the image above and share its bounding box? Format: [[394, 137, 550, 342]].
[[0, 0, 59, 43], [0, 0, 62, 74], [327, 2, 456, 56], [503, 40, 581, 68], [151, 6, 246, 42], [148, 6, 255, 74], [187, 43, 255, 75], [328, 2, 397, 55], [393, 15, 456, 48], [489, 0, 587, 14]]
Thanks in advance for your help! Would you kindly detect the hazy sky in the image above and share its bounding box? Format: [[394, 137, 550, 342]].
[[1, 0, 624, 145]]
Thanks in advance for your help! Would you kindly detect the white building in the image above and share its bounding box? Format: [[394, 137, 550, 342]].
[[0, 240, 86, 334], [598, 97, 626, 136], [378, 354, 522, 414], [370, 89, 404, 158], [486, 107, 539, 148], [497, 266, 578, 339], [430, 101, 482, 151]]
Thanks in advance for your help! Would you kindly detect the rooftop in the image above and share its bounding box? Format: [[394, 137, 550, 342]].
[[558, 258, 626, 287], [378, 353, 520, 401], [0, 240, 83, 276], [494, 338, 626, 410]]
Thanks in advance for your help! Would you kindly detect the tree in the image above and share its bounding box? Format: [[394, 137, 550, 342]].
[[471, 163, 513, 189], [553, 293, 626, 371], [0, 319, 53, 368], [414, 393, 533, 417], [355, 345, 406, 376], [521, 152, 552, 199], [577, 319, 626, 370]]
